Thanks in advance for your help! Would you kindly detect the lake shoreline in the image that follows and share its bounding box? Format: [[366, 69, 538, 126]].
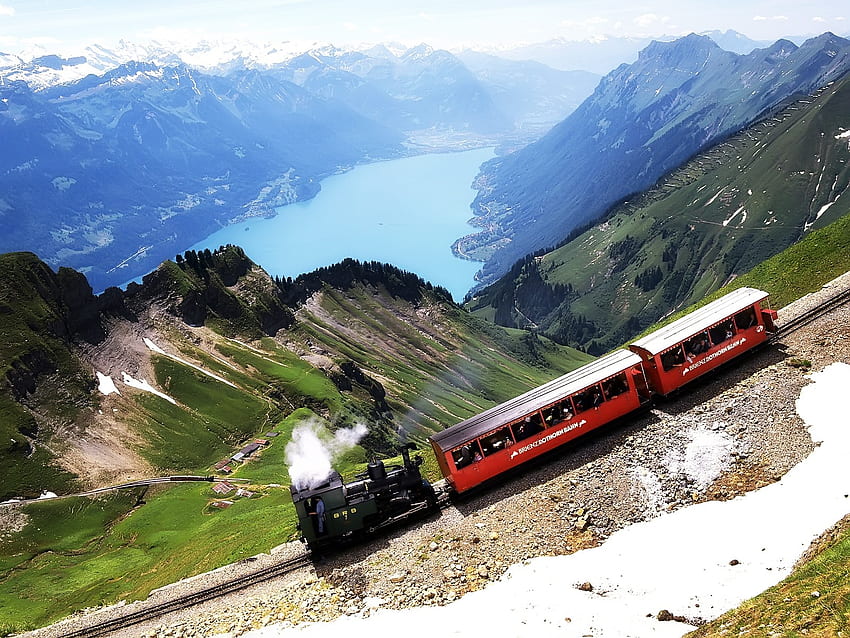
[[183, 147, 496, 302]]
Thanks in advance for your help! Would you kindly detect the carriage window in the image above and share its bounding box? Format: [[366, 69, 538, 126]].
[[573, 384, 604, 413], [452, 442, 481, 469], [602, 373, 629, 399], [543, 398, 574, 425], [514, 413, 544, 441], [684, 332, 711, 360], [480, 427, 515, 456], [735, 307, 757, 330], [661, 346, 685, 371], [709, 320, 735, 344]]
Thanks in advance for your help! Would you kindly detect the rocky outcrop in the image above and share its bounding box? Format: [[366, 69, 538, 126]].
[[126, 246, 295, 336]]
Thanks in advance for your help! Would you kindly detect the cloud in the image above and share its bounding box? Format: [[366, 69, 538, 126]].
[[634, 13, 671, 28], [813, 16, 826, 23], [753, 15, 789, 22], [0, 4, 15, 17], [560, 16, 609, 31]]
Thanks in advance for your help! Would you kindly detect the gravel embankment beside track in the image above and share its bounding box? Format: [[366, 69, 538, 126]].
[[24, 273, 850, 638]]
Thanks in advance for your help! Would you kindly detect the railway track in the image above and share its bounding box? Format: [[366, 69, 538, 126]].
[[57, 551, 312, 638], [773, 285, 850, 338]]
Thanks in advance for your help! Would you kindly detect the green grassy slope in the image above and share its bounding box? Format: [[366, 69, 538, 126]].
[[0, 251, 590, 632], [468, 71, 850, 353]]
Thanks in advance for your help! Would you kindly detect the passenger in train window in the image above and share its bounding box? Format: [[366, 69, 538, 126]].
[[573, 394, 587, 413], [515, 418, 531, 440], [473, 450, 483, 462], [482, 427, 514, 455], [591, 387, 604, 409], [685, 332, 710, 361], [661, 346, 685, 371], [710, 320, 734, 344], [453, 445, 473, 469], [735, 307, 757, 329], [603, 373, 628, 399]]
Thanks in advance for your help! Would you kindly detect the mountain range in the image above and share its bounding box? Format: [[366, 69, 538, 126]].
[[467, 67, 850, 352], [488, 29, 775, 74], [460, 32, 850, 288], [0, 41, 598, 292]]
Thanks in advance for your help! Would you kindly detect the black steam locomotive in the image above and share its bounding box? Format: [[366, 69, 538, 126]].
[[290, 444, 439, 549]]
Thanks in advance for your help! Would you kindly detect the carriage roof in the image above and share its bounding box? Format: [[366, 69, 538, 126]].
[[430, 349, 641, 452]]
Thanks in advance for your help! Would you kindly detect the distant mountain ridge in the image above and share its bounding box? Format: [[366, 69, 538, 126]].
[[460, 32, 850, 289], [0, 60, 403, 291], [0, 40, 597, 293], [487, 29, 774, 74], [466, 68, 850, 352]]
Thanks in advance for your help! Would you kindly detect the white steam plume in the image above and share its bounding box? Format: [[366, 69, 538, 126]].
[[285, 418, 368, 490]]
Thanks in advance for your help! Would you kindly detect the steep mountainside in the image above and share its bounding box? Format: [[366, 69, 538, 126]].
[[0, 247, 588, 501], [459, 33, 850, 287], [467, 71, 850, 352]]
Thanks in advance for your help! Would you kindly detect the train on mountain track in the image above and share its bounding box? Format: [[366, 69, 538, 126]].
[[291, 287, 778, 550]]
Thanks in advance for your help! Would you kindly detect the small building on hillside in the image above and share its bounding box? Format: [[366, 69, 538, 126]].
[[212, 481, 236, 495], [240, 442, 262, 456]]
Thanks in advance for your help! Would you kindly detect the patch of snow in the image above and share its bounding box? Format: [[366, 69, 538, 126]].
[[722, 205, 746, 227], [664, 426, 736, 490], [805, 201, 837, 231], [234, 363, 850, 638], [51, 176, 77, 191], [703, 186, 726, 207], [143, 337, 237, 388], [629, 466, 665, 517], [37, 491, 58, 500], [96, 372, 120, 396], [121, 372, 177, 404]]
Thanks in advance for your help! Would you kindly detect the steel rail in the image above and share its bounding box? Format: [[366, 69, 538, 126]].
[[772, 286, 850, 339], [58, 552, 312, 638]]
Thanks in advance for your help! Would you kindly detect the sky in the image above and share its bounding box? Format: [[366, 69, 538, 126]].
[[231, 361, 850, 638], [0, 0, 848, 55]]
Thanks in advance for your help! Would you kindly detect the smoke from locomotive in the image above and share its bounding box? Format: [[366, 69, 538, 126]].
[[285, 419, 368, 490]]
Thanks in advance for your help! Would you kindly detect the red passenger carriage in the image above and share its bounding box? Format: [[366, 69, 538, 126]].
[[429, 350, 650, 493], [628, 287, 777, 396]]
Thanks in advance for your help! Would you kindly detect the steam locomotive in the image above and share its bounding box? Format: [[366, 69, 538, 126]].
[[290, 444, 439, 549], [291, 287, 778, 550]]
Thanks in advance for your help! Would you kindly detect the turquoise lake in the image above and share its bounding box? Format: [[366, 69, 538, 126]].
[[189, 147, 495, 302]]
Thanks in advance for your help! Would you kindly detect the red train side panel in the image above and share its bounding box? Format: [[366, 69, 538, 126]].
[[430, 350, 649, 493], [628, 287, 776, 396]]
